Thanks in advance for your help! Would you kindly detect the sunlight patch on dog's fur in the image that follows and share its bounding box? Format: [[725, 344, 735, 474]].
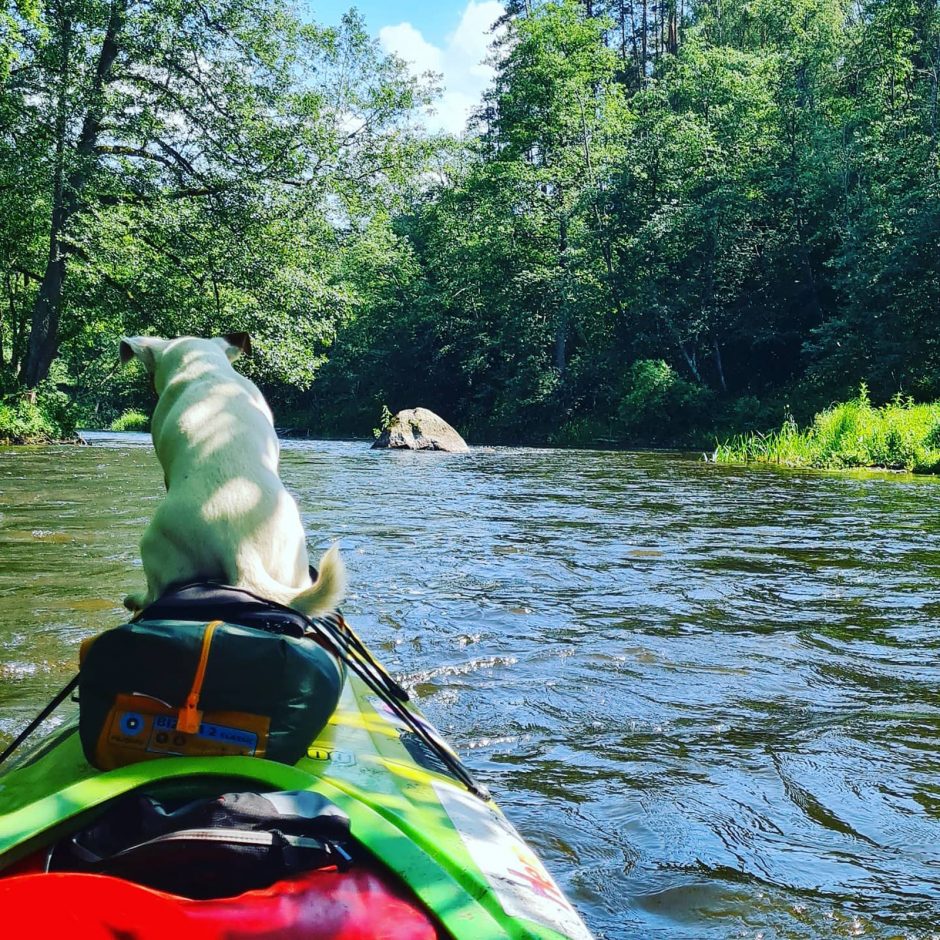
[[201, 478, 263, 522]]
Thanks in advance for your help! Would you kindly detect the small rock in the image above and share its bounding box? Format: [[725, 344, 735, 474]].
[[372, 408, 469, 453]]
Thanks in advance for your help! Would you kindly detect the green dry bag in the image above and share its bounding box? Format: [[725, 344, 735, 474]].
[[79, 616, 345, 770]]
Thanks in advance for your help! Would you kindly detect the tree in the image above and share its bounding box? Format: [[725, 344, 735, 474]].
[[3, 0, 430, 388], [810, 0, 940, 398]]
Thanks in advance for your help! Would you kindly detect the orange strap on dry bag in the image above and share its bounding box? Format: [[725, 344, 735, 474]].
[[176, 620, 222, 733]]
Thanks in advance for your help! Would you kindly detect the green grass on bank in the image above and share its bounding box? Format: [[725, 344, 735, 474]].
[[110, 409, 150, 432], [715, 387, 940, 473]]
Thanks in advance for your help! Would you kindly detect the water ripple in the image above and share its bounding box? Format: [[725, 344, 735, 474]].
[[1, 439, 939, 937]]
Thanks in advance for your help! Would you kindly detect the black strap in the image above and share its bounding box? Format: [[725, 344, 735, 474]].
[[139, 582, 310, 637], [0, 673, 79, 767], [301, 612, 489, 799], [57, 825, 353, 896]]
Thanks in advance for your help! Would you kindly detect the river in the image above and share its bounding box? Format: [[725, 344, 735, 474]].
[[1, 434, 938, 939]]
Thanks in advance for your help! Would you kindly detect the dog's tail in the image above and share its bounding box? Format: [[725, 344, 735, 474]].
[[289, 544, 347, 618]]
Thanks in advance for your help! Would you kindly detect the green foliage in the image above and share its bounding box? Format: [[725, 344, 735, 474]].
[[2, 0, 940, 448], [0, 0, 434, 404], [0, 383, 77, 443], [372, 404, 394, 439], [714, 416, 815, 467], [311, 0, 910, 445], [550, 416, 617, 447], [110, 409, 150, 433], [716, 389, 940, 473], [0, 398, 55, 444], [617, 360, 712, 442], [330, 0, 940, 446]]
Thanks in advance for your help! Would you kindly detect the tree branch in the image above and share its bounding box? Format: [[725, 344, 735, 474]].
[[95, 144, 185, 175]]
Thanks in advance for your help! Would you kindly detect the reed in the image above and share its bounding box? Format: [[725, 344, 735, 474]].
[[714, 387, 940, 473]]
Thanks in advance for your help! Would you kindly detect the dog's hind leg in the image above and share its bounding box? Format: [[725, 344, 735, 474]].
[[123, 591, 147, 612]]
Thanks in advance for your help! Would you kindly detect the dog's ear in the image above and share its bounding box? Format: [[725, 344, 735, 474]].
[[220, 332, 252, 361], [120, 336, 163, 372]]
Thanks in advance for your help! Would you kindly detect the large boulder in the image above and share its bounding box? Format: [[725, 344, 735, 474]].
[[371, 408, 469, 453]]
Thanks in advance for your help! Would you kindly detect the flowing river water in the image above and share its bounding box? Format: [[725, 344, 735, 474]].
[[1, 434, 938, 939]]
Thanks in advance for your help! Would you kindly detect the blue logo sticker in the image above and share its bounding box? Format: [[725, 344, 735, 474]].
[[197, 721, 258, 753], [120, 712, 144, 736]]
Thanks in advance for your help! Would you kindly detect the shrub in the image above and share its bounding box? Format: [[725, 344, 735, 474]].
[[617, 359, 712, 443], [550, 416, 616, 447], [0, 384, 78, 444], [372, 404, 393, 440], [0, 398, 56, 443], [110, 409, 150, 432]]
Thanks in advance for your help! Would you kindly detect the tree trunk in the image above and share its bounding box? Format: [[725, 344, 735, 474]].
[[929, 62, 938, 173], [577, 93, 626, 319], [661, 313, 702, 383], [619, 0, 627, 67], [23, 254, 67, 387], [626, 0, 642, 86], [10, 272, 27, 375], [555, 215, 569, 374], [641, 0, 648, 83], [22, 4, 71, 387], [22, 0, 126, 387], [0, 271, 19, 371], [667, 1, 679, 54], [679, 341, 701, 383], [554, 313, 568, 374], [654, 0, 660, 63], [0, 274, 6, 369], [713, 337, 727, 393]]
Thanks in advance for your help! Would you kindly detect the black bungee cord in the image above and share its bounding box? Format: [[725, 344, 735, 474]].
[[0, 674, 79, 767], [304, 611, 489, 800]]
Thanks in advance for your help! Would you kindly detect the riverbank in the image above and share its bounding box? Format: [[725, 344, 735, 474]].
[[715, 389, 940, 474], [0, 386, 78, 445], [11, 386, 940, 477]]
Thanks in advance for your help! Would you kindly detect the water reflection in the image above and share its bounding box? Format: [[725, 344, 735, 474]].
[[1, 435, 939, 938]]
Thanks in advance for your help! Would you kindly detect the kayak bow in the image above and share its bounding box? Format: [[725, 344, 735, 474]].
[[0, 660, 593, 940]]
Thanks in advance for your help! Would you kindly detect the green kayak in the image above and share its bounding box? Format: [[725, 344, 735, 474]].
[[0, 612, 593, 940]]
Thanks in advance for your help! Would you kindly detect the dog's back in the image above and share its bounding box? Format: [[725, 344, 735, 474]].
[[121, 335, 345, 617], [151, 338, 278, 481]]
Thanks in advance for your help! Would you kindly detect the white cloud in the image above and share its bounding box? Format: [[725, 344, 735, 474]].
[[379, 1, 505, 135], [379, 22, 444, 77]]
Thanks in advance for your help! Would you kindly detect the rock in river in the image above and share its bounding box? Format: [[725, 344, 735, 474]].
[[371, 408, 469, 453]]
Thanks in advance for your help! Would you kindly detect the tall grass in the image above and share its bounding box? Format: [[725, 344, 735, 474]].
[[110, 409, 150, 432], [715, 386, 940, 473]]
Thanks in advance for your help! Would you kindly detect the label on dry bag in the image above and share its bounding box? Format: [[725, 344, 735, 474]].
[[95, 693, 271, 770]]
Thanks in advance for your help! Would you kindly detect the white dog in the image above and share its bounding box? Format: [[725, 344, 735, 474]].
[[120, 333, 345, 617]]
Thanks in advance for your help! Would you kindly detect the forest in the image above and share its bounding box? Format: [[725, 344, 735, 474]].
[[0, 0, 938, 446]]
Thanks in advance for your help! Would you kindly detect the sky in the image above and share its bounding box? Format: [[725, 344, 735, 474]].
[[310, 1, 506, 133]]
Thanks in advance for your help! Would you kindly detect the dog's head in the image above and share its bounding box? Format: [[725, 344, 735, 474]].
[[120, 333, 252, 381]]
